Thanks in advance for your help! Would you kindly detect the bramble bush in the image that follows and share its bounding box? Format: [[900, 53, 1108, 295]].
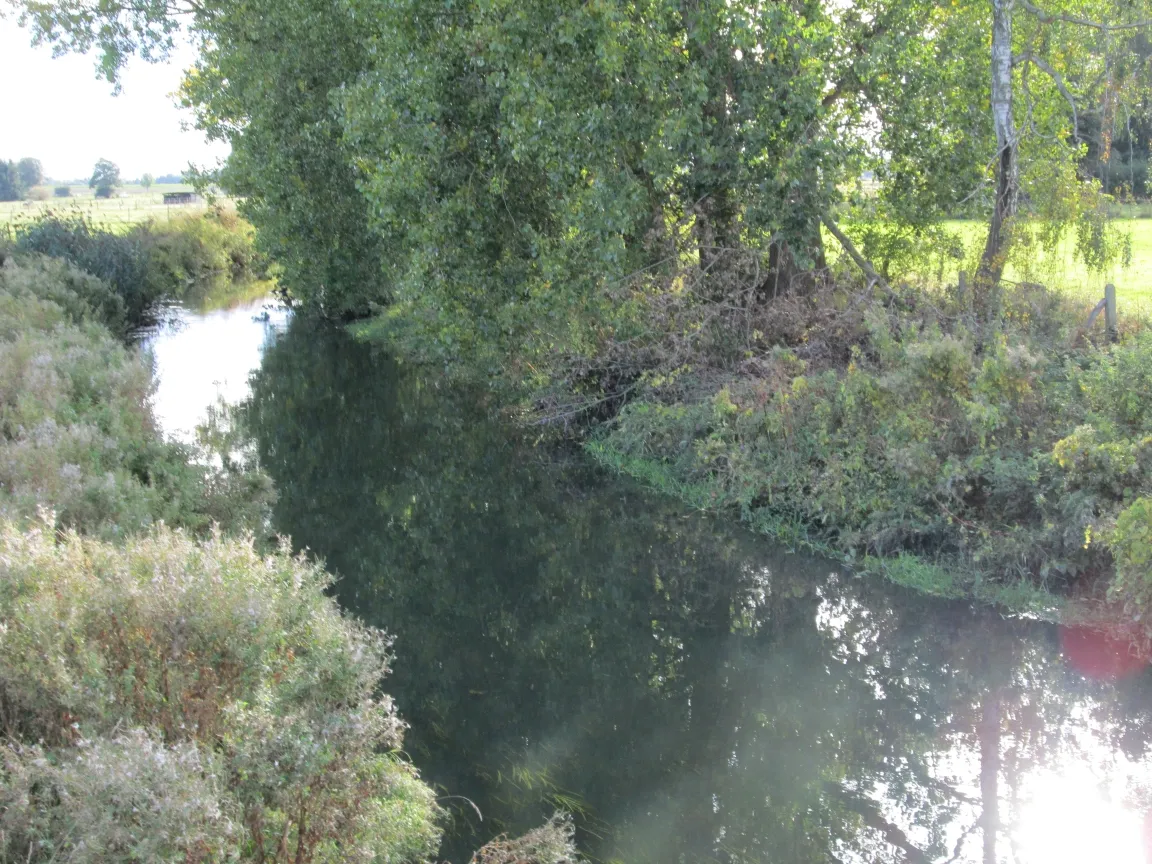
[[0, 523, 442, 863]]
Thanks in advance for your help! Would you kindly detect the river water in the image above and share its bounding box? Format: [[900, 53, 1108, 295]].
[[149, 298, 1152, 864]]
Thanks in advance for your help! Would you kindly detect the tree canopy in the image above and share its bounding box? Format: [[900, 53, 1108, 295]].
[[89, 158, 120, 198], [0, 161, 24, 202], [10, 0, 1152, 352], [16, 157, 42, 189]]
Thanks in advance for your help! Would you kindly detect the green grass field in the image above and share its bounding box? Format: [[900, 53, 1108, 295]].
[[0, 183, 232, 231], [940, 219, 1152, 308]]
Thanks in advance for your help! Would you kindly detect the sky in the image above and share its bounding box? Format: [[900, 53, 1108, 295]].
[[0, 22, 230, 182]]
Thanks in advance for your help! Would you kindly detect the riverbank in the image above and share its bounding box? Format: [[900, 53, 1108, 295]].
[[573, 274, 1152, 623], [0, 251, 579, 864]]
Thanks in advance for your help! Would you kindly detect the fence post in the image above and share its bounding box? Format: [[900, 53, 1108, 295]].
[[957, 270, 968, 310], [1105, 283, 1118, 343]]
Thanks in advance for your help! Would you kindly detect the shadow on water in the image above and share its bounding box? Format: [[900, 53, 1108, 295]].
[[245, 316, 1152, 864]]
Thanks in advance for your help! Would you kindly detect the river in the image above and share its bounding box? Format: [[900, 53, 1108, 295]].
[[147, 296, 1152, 864]]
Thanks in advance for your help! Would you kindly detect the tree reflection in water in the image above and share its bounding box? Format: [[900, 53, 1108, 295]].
[[245, 318, 1152, 864]]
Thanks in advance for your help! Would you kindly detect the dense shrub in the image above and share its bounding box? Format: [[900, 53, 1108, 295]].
[[13, 213, 160, 321], [0, 731, 239, 863], [53, 185, 71, 197], [148, 209, 269, 292], [0, 523, 442, 863], [0, 255, 273, 538], [13, 211, 269, 326], [593, 284, 1152, 606]]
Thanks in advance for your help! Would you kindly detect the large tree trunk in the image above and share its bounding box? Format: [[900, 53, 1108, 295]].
[[976, 0, 1017, 326], [979, 692, 1002, 864]]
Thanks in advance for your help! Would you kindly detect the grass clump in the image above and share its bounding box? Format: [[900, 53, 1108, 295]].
[[0, 254, 273, 538], [0, 522, 441, 864], [591, 281, 1152, 609]]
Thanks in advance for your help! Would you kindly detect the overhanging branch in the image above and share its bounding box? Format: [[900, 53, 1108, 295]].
[[1019, 0, 1152, 32], [821, 213, 889, 292], [1012, 52, 1080, 144]]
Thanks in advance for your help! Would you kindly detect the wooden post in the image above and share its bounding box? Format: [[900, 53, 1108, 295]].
[[1105, 283, 1118, 343], [957, 270, 969, 310]]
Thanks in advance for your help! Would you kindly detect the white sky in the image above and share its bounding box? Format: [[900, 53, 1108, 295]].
[[0, 21, 229, 182]]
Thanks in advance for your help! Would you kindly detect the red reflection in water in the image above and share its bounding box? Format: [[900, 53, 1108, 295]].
[[1060, 625, 1149, 680]]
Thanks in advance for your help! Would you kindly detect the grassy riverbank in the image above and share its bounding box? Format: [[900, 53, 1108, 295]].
[[0, 241, 579, 861], [3, 210, 271, 328]]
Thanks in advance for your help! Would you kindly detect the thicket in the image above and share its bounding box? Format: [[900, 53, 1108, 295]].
[[0, 254, 273, 537], [0, 524, 442, 864], [12, 210, 270, 326], [586, 276, 1152, 613]]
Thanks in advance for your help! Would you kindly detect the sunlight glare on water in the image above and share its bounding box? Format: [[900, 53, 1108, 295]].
[[143, 296, 288, 440], [1013, 764, 1147, 864]]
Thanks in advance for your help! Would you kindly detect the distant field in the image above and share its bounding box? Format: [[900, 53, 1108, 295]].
[[0, 184, 235, 231], [941, 219, 1152, 309]]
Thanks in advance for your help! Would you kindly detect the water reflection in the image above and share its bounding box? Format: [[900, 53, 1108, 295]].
[[244, 317, 1152, 863], [141, 293, 288, 440]]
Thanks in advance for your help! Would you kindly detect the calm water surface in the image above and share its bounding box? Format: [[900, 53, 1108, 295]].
[[152, 304, 1152, 864], [141, 294, 289, 440]]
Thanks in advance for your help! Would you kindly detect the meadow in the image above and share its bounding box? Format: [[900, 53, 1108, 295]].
[[942, 218, 1152, 307], [0, 182, 232, 230]]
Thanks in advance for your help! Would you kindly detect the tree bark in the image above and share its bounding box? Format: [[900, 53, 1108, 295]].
[[976, 0, 1017, 326]]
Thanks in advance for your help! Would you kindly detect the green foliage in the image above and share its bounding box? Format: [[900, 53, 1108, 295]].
[[53, 185, 71, 197], [0, 162, 25, 203], [16, 158, 43, 189], [1108, 497, 1152, 617], [0, 730, 239, 863], [14, 213, 159, 320], [14, 211, 268, 325], [0, 254, 274, 538], [89, 158, 121, 199], [592, 286, 1152, 605], [0, 523, 442, 864], [140, 172, 154, 189], [180, 0, 387, 316]]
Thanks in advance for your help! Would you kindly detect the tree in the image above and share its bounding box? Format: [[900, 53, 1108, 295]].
[[0, 161, 25, 202], [89, 158, 120, 198], [970, 0, 1152, 321], [16, 157, 43, 189], [10, 0, 1152, 360], [140, 172, 154, 189]]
